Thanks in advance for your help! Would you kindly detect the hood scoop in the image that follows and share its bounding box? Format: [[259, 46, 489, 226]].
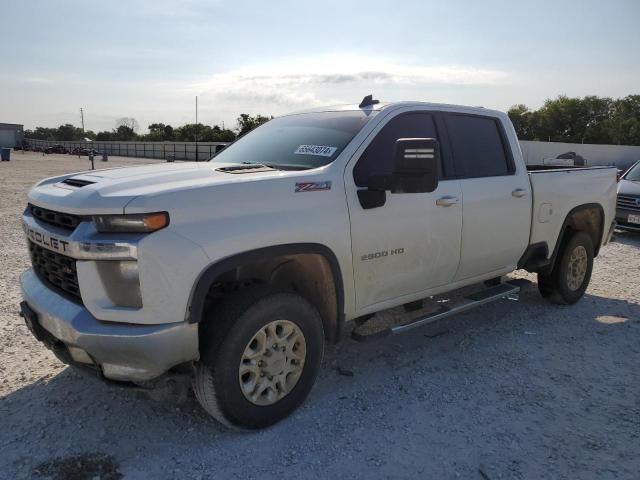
[[216, 164, 276, 174], [62, 178, 96, 188]]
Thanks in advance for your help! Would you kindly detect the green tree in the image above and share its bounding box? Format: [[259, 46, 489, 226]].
[[508, 94, 639, 145], [211, 125, 236, 142], [236, 113, 271, 137], [55, 123, 85, 141], [114, 125, 137, 141], [606, 95, 640, 145], [95, 131, 115, 141], [25, 127, 57, 140], [507, 104, 535, 140], [145, 123, 174, 141]]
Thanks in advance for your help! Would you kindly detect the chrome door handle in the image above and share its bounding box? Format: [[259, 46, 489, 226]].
[[436, 196, 458, 207], [512, 188, 528, 198]]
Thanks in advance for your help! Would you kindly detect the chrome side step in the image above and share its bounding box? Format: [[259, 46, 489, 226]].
[[351, 282, 520, 342]]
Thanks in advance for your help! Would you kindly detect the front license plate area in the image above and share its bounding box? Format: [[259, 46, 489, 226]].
[[628, 214, 640, 225]]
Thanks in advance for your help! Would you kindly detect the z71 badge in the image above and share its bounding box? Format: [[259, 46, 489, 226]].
[[295, 181, 332, 193]]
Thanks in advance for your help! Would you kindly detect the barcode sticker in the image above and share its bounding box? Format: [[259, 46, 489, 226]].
[[294, 145, 337, 157]]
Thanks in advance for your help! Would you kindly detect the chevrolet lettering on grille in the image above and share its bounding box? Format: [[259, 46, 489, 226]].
[[23, 223, 70, 253]]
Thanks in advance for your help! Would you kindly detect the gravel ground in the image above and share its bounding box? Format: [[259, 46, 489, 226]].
[[1, 152, 639, 480]]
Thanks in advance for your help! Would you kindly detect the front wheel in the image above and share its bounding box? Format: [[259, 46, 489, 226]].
[[537, 231, 594, 305], [193, 287, 324, 429]]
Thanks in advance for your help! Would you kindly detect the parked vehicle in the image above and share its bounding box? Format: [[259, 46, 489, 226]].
[[44, 144, 69, 154], [71, 147, 99, 156], [615, 160, 640, 231], [542, 151, 587, 167], [19, 98, 617, 429]]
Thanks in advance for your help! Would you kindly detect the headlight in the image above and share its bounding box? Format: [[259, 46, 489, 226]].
[[93, 212, 169, 233]]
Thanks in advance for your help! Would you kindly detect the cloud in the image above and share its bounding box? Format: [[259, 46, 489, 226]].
[[190, 56, 510, 108]]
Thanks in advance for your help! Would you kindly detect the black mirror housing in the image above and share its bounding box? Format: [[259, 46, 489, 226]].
[[391, 138, 440, 194], [358, 138, 441, 210]]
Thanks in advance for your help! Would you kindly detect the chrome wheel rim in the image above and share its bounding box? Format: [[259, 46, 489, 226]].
[[238, 320, 306, 406], [566, 245, 588, 291]]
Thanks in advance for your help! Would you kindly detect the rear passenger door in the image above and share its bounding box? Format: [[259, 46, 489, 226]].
[[443, 113, 531, 281]]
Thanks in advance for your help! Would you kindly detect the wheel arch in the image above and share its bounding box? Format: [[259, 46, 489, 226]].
[[544, 203, 605, 274], [186, 243, 345, 344]]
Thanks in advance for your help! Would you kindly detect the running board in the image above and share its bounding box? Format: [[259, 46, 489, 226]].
[[351, 282, 520, 342]]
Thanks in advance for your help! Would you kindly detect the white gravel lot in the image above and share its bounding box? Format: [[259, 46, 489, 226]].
[[1, 152, 639, 480]]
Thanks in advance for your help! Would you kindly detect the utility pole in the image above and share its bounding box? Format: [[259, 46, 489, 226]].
[[80, 108, 85, 135], [195, 96, 198, 161]]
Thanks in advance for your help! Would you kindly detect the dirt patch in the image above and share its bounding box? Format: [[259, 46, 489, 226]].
[[33, 453, 122, 480]]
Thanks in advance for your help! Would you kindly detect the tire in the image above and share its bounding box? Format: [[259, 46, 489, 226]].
[[537, 231, 594, 305], [537, 272, 557, 299], [193, 286, 324, 429]]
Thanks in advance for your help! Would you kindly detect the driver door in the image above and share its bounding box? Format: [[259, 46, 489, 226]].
[[345, 111, 463, 313]]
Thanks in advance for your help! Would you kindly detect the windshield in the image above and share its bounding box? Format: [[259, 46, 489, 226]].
[[210, 111, 377, 170], [624, 161, 640, 181]]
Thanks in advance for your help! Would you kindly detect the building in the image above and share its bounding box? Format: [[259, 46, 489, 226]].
[[0, 123, 24, 148]]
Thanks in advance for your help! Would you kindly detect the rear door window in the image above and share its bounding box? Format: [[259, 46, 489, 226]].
[[444, 114, 514, 178]]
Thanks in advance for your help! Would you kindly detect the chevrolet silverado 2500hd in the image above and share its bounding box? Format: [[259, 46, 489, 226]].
[[20, 97, 617, 429]]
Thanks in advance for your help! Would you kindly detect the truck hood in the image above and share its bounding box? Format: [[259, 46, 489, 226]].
[[27, 161, 290, 214], [618, 178, 640, 197]]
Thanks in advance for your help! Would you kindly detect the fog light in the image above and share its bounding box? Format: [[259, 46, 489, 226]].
[[96, 261, 142, 308]]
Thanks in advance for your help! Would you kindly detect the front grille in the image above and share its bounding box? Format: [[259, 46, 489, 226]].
[[30, 204, 82, 231], [617, 195, 640, 212], [28, 241, 81, 302]]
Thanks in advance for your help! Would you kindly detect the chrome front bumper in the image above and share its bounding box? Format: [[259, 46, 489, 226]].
[[20, 269, 199, 382]]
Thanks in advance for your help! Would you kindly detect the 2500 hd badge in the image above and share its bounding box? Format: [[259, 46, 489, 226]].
[[23, 224, 70, 253]]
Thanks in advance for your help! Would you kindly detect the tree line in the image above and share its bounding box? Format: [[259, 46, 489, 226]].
[[25, 113, 272, 143], [508, 95, 640, 145], [23, 95, 640, 146]]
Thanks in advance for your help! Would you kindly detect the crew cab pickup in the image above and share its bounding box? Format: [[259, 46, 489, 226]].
[[20, 97, 617, 429]]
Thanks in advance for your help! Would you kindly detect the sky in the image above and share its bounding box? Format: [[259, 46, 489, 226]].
[[1, 0, 638, 133]]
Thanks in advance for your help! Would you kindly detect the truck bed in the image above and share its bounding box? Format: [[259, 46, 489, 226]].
[[527, 166, 617, 257], [527, 164, 612, 172]]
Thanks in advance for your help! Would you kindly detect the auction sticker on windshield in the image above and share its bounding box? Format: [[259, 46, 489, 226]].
[[294, 145, 337, 157]]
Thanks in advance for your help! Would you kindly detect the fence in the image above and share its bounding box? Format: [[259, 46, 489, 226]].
[[25, 139, 231, 161], [26, 138, 640, 169], [520, 140, 640, 170]]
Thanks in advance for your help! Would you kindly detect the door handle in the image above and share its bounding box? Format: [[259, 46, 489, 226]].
[[436, 196, 458, 207], [512, 188, 528, 198]]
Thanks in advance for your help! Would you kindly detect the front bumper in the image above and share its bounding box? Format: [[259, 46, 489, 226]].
[[615, 208, 640, 232], [20, 268, 199, 382]]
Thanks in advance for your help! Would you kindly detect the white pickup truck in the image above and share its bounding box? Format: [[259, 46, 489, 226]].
[[20, 97, 617, 429]]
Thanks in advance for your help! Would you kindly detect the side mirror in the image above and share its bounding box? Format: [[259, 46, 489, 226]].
[[391, 138, 439, 194], [357, 137, 440, 210]]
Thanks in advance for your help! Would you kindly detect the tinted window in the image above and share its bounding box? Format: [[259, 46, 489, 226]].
[[354, 113, 439, 187], [210, 111, 376, 170], [445, 114, 513, 178]]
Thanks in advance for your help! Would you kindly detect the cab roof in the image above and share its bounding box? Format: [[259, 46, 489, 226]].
[[286, 100, 505, 118]]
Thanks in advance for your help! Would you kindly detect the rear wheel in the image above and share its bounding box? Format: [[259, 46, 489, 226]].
[[537, 231, 594, 305], [193, 286, 324, 429]]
